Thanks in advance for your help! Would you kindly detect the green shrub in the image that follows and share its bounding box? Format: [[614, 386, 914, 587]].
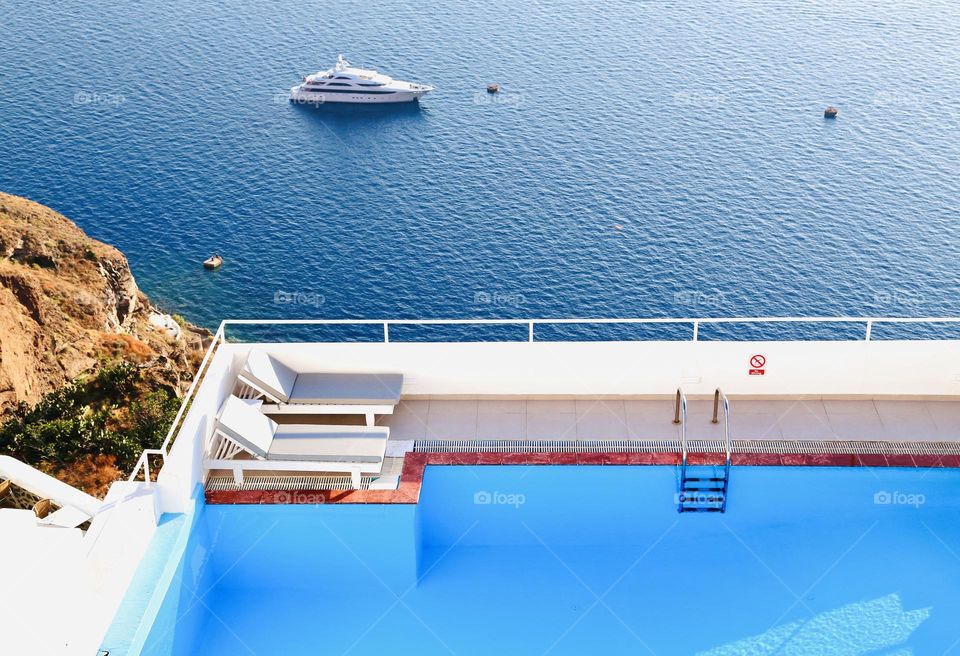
[[0, 362, 179, 475]]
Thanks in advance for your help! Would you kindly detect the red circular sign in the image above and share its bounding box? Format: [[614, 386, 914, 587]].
[[750, 354, 766, 368]]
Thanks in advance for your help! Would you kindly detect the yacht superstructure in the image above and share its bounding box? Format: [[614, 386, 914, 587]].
[[290, 55, 433, 104]]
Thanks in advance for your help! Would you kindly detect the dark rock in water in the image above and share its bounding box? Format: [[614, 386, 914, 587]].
[[487, 84, 500, 93], [824, 106, 839, 118]]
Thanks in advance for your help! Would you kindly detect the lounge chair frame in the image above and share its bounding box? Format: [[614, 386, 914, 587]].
[[205, 396, 388, 489]]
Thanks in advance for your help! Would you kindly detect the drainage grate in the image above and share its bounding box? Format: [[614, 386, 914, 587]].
[[415, 439, 681, 453], [206, 475, 375, 492], [414, 439, 960, 456]]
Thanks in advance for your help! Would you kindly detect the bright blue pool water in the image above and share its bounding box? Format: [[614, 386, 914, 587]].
[[130, 466, 960, 655], [3, 1, 960, 329]]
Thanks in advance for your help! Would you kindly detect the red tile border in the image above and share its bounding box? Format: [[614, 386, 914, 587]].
[[627, 452, 659, 465], [732, 453, 780, 466], [687, 452, 726, 466], [501, 452, 537, 465], [855, 454, 888, 467], [779, 453, 806, 466], [476, 452, 504, 465], [576, 452, 605, 465], [205, 449, 960, 505], [651, 452, 681, 465], [522, 452, 570, 465], [803, 453, 848, 466], [450, 452, 480, 465], [912, 454, 946, 468], [602, 453, 631, 465], [882, 454, 916, 467], [940, 455, 960, 468], [547, 452, 579, 465]]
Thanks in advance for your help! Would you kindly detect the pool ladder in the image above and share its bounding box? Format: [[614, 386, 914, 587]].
[[674, 388, 732, 513]]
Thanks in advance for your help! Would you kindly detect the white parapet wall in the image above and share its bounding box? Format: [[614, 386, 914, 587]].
[[243, 339, 960, 398], [156, 345, 237, 514]]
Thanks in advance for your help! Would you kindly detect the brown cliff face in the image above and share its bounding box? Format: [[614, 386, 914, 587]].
[[0, 192, 209, 415]]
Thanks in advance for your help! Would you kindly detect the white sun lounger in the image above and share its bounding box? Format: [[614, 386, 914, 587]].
[[236, 349, 403, 426], [206, 395, 389, 488]]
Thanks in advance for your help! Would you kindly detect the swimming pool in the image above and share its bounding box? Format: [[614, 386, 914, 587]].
[[129, 465, 960, 655]]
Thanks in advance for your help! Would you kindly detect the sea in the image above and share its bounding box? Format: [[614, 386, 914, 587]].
[[2, 0, 959, 340]]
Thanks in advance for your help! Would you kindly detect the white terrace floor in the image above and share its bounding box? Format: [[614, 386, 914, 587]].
[[377, 399, 960, 448]]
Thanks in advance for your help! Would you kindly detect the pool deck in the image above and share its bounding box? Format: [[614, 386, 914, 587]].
[[205, 396, 960, 505], [381, 398, 960, 444]]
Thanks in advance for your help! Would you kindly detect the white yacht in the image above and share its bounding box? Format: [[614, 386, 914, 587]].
[[290, 55, 433, 104]]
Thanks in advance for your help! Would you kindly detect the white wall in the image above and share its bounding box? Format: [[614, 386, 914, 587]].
[[157, 348, 238, 513], [256, 339, 960, 398]]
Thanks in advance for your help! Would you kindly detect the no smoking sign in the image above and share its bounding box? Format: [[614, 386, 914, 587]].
[[749, 354, 766, 376]]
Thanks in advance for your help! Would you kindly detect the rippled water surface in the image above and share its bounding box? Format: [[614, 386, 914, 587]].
[[2, 0, 959, 330]]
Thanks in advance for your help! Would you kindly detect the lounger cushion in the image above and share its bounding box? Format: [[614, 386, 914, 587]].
[[289, 373, 403, 405], [268, 425, 388, 463], [240, 349, 403, 406], [240, 349, 298, 403], [216, 395, 278, 458]]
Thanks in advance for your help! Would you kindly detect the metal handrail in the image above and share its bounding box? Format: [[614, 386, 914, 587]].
[[714, 388, 732, 512], [128, 323, 225, 482], [713, 388, 732, 468], [675, 388, 688, 468], [220, 316, 960, 342]]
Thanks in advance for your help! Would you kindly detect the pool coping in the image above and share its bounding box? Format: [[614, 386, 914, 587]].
[[100, 486, 204, 656], [204, 451, 960, 505]]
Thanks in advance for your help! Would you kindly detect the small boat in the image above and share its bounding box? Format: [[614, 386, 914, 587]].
[[487, 83, 500, 93], [203, 254, 223, 270], [824, 106, 839, 118]]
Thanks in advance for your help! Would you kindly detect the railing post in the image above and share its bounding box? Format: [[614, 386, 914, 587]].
[[528, 321, 534, 343], [693, 320, 699, 341], [673, 389, 681, 424], [384, 323, 390, 343], [712, 388, 720, 424], [865, 320, 872, 341]]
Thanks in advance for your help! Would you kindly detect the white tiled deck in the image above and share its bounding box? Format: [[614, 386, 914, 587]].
[[379, 398, 960, 445]]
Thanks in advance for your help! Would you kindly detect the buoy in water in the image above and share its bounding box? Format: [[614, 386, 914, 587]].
[[203, 254, 223, 270], [824, 106, 839, 118], [487, 83, 500, 93]]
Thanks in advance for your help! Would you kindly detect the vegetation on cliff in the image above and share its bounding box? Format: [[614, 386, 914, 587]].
[[0, 362, 180, 495]]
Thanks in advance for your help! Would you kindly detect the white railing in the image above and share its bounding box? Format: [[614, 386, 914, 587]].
[[220, 316, 960, 343], [128, 315, 960, 481], [128, 323, 225, 482], [0, 455, 102, 517]]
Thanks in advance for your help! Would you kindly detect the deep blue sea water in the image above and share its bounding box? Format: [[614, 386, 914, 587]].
[[2, 0, 959, 332]]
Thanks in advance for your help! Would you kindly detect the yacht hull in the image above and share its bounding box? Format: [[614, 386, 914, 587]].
[[289, 88, 428, 104]]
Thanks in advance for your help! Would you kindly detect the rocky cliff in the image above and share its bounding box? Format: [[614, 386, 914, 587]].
[[0, 192, 209, 416]]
